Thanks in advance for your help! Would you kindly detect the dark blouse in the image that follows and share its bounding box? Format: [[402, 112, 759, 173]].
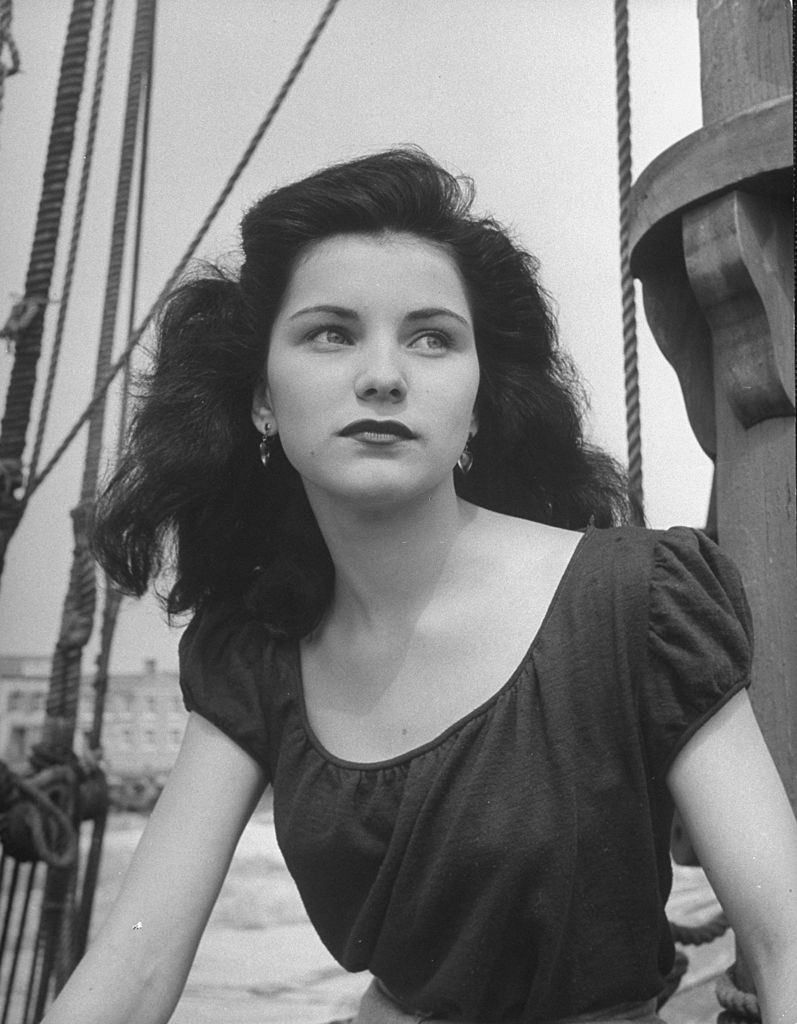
[[178, 526, 753, 1022]]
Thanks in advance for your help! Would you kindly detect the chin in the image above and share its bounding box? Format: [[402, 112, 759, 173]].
[[314, 469, 452, 513]]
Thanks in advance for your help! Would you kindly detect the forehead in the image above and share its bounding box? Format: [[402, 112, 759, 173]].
[[280, 232, 471, 315]]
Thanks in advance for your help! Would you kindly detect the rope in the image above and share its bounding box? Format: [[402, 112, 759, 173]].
[[716, 964, 761, 1021], [27, 0, 117, 489], [0, 763, 78, 869], [89, 0, 155, 755], [42, 0, 156, 757], [614, 0, 644, 525], [0, 0, 97, 581], [81, 0, 155, 503], [0, 0, 20, 130], [25, 0, 344, 501], [669, 909, 729, 946]]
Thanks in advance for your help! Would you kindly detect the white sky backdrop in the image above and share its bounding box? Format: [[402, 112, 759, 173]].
[[0, 0, 712, 673]]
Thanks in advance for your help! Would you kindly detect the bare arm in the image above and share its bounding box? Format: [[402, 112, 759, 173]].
[[42, 712, 266, 1024], [667, 689, 797, 1024]]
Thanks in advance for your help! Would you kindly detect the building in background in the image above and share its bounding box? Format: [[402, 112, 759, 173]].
[[0, 655, 186, 778]]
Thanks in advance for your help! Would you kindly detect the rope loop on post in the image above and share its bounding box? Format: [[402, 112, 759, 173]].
[[716, 963, 761, 1022], [0, 761, 78, 868], [669, 909, 729, 946]]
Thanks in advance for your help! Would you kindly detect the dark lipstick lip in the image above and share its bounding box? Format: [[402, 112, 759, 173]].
[[339, 419, 416, 439]]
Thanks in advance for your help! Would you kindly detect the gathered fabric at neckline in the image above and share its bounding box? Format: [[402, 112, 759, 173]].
[[289, 526, 595, 773]]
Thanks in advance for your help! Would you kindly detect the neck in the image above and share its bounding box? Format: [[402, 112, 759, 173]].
[[305, 481, 476, 632]]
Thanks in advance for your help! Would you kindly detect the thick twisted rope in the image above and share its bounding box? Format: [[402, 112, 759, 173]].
[[716, 964, 761, 1021], [614, 0, 644, 524], [26, 0, 344, 501], [0, 0, 96, 580], [42, 0, 156, 757], [27, 0, 116, 489], [670, 909, 729, 946]]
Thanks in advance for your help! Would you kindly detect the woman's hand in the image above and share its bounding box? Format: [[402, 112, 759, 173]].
[[42, 712, 266, 1024], [668, 689, 797, 1024]]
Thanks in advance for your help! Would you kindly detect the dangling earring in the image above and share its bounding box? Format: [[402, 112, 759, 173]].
[[457, 439, 474, 475], [259, 429, 276, 469]]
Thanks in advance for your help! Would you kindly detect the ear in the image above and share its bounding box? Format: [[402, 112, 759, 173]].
[[469, 407, 479, 439], [251, 379, 275, 434]]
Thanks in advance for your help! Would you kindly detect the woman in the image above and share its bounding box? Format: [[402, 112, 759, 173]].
[[44, 149, 797, 1023]]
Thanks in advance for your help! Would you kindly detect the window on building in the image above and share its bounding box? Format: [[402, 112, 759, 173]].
[[8, 689, 23, 712], [5, 725, 27, 762], [27, 691, 45, 714], [144, 729, 156, 748], [145, 695, 158, 715]]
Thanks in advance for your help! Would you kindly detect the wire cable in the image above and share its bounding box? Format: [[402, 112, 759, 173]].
[[27, 0, 117, 490], [26, 0, 343, 500]]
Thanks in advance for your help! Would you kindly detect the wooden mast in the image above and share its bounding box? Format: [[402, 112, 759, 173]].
[[629, 0, 794, 1006]]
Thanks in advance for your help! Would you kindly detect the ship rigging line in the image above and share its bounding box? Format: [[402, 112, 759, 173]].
[[27, 0, 117, 489], [25, 0, 343, 502], [614, 0, 644, 524]]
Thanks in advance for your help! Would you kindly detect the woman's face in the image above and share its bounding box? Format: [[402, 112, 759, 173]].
[[253, 232, 479, 512]]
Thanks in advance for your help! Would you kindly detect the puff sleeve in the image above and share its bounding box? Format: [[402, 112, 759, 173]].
[[642, 526, 754, 780], [178, 601, 272, 778]]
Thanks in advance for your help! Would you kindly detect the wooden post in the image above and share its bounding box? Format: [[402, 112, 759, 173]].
[[629, 0, 794, 1011]]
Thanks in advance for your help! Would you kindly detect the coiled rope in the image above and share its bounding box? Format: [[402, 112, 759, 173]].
[[25, 0, 344, 502], [0, 762, 77, 869], [716, 964, 761, 1022], [614, 0, 644, 524]]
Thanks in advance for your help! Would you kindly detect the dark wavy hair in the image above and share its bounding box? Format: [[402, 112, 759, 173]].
[[92, 148, 629, 636]]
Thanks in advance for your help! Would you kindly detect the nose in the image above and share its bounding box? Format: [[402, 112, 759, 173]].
[[354, 339, 407, 403]]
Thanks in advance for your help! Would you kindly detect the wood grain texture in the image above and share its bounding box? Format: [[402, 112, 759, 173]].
[[628, 95, 791, 269], [698, 0, 793, 122], [682, 190, 796, 809], [683, 191, 794, 429]]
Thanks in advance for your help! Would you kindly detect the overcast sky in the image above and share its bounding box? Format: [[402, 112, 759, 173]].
[[0, 1, 711, 673]]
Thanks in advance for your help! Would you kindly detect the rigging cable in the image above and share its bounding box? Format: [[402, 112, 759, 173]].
[[27, 0, 117, 488], [25, 0, 344, 501], [42, 0, 156, 763], [614, 0, 644, 524], [75, 0, 155, 961], [0, 0, 97, 582], [32, 2, 158, 1012], [88, 0, 154, 753]]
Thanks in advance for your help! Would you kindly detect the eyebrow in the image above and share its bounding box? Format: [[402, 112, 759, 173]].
[[287, 304, 471, 327]]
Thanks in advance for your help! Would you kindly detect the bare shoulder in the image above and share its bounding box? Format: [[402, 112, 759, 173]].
[[462, 504, 584, 581]]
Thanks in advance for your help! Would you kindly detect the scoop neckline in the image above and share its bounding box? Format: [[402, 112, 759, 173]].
[[292, 524, 595, 772]]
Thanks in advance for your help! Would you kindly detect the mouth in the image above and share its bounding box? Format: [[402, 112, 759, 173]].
[[338, 419, 416, 442]]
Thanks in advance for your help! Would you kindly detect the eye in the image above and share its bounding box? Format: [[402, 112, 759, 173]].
[[409, 331, 451, 353], [307, 326, 352, 347]]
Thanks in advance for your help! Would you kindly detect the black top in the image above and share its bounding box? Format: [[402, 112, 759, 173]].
[[179, 526, 753, 1022]]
